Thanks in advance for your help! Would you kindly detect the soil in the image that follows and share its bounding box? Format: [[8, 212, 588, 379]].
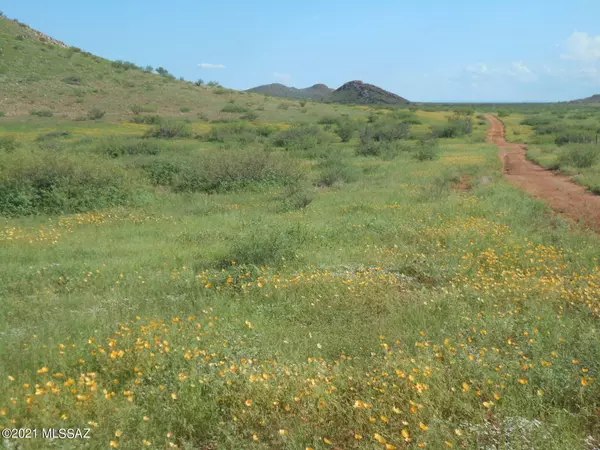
[[485, 114, 600, 232]]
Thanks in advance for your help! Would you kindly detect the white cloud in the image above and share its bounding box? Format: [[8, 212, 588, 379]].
[[508, 61, 537, 81], [465, 63, 489, 74], [561, 32, 600, 61], [198, 63, 226, 69], [274, 72, 292, 85]]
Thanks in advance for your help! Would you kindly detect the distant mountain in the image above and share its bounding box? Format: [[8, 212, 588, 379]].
[[325, 80, 409, 105], [246, 83, 334, 100], [570, 94, 600, 104]]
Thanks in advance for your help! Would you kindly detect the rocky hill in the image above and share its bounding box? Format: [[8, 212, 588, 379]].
[[325, 80, 409, 105], [246, 83, 333, 100], [570, 94, 600, 104]]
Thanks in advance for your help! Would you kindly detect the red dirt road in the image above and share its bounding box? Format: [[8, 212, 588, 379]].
[[485, 114, 600, 231]]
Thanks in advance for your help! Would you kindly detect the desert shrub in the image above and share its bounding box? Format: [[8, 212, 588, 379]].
[[355, 138, 408, 158], [241, 111, 259, 121], [197, 112, 209, 122], [335, 119, 358, 142], [0, 112, 5, 118], [213, 88, 228, 95], [35, 131, 71, 141], [521, 117, 552, 127], [173, 149, 300, 194], [144, 121, 192, 139], [87, 108, 106, 120], [316, 150, 357, 186], [220, 223, 306, 267], [497, 110, 510, 118], [414, 139, 440, 161], [180, 107, 192, 113], [272, 125, 329, 150], [139, 160, 182, 185], [431, 114, 473, 138], [130, 115, 162, 125], [277, 103, 290, 110], [207, 123, 260, 144], [96, 137, 162, 158], [0, 152, 139, 216], [221, 104, 249, 114], [555, 132, 595, 146], [112, 60, 140, 70], [30, 109, 54, 117], [194, 79, 204, 87], [299, 100, 307, 107], [558, 145, 600, 168], [318, 115, 339, 125], [0, 136, 18, 151], [130, 105, 157, 115], [62, 75, 82, 85]]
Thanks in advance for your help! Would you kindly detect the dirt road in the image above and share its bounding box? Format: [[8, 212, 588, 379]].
[[485, 114, 600, 231]]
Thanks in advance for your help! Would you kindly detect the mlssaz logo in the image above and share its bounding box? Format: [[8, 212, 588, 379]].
[[42, 428, 92, 439]]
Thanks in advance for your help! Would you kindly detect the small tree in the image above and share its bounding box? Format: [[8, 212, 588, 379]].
[[144, 65, 154, 73], [156, 67, 170, 77]]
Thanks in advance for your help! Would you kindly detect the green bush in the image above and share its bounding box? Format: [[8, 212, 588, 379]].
[[414, 139, 439, 161], [0, 112, 6, 118], [0, 136, 18, 151], [130, 105, 157, 115], [144, 121, 192, 139], [335, 119, 358, 142], [277, 103, 290, 110], [221, 104, 250, 114], [207, 123, 260, 144], [87, 108, 106, 120], [140, 160, 182, 185], [30, 109, 54, 117], [131, 115, 162, 125], [318, 115, 339, 125], [272, 125, 329, 150], [180, 107, 192, 113], [362, 119, 411, 142], [197, 112, 209, 122], [431, 114, 473, 138], [316, 150, 357, 186], [62, 75, 82, 85], [96, 137, 162, 158], [221, 223, 306, 267], [558, 145, 600, 168], [0, 152, 139, 216], [555, 132, 595, 146], [241, 111, 259, 121], [35, 131, 71, 141], [173, 149, 300, 193], [279, 181, 314, 212]]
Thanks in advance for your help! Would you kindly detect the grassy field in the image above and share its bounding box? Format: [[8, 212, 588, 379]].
[[2, 100, 600, 450], [2, 15, 600, 450]]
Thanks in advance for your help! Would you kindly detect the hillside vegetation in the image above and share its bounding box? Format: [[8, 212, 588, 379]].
[[1, 15, 600, 450]]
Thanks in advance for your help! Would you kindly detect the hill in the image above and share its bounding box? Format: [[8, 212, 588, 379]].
[[0, 15, 241, 119], [570, 94, 600, 104], [325, 80, 409, 105], [246, 83, 334, 100]]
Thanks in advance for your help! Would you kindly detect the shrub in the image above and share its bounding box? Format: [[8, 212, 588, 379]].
[[221, 223, 306, 267], [497, 110, 510, 118], [180, 107, 192, 113], [173, 149, 300, 193], [131, 115, 162, 125], [431, 114, 473, 138], [299, 100, 307, 107], [144, 121, 192, 139], [140, 160, 182, 185], [62, 75, 82, 85], [30, 109, 54, 117], [197, 112, 209, 122], [221, 104, 250, 114], [0, 152, 139, 216], [87, 108, 106, 120], [241, 111, 259, 121], [555, 132, 595, 146], [272, 125, 328, 150], [361, 120, 411, 143], [414, 139, 439, 161], [277, 103, 290, 110], [97, 137, 162, 158], [318, 116, 339, 125], [558, 145, 600, 168], [316, 150, 357, 186], [130, 105, 157, 115], [279, 181, 314, 212], [36, 131, 71, 141], [0, 136, 18, 151], [335, 119, 358, 142], [0, 112, 5, 118], [207, 123, 260, 144], [213, 88, 228, 95], [194, 79, 204, 87], [112, 60, 140, 70]]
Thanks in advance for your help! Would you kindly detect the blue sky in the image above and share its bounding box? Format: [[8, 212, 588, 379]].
[[4, 0, 600, 102]]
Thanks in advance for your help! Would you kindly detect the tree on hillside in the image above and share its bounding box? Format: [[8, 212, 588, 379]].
[[156, 67, 170, 77]]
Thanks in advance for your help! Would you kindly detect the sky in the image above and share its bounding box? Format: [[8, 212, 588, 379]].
[[4, 0, 600, 102]]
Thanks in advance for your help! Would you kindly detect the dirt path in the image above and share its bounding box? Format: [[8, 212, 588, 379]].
[[485, 114, 600, 231]]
